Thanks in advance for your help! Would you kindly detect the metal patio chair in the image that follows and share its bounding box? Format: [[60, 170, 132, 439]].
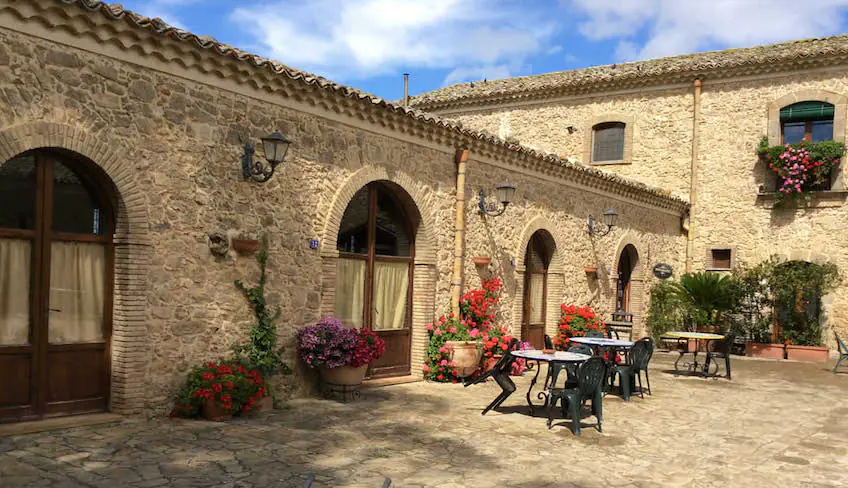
[[464, 338, 520, 415], [834, 331, 848, 374], [609, 338, 653, 401]]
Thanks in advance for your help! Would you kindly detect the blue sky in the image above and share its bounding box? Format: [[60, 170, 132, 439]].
[[118, 0, 848, 101]]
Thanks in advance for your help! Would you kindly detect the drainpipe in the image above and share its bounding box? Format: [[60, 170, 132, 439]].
[[403, 73, 409, 107], [686, 79, 701, 273], [451, 149, 469, 313]]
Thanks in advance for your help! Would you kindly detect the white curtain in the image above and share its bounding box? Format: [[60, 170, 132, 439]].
[[334, 258, 365, 328], [529, 273, 545, 324], [48, 241, 105, 344], [0, 239, 31, 345], [373, 261, 409, 330]]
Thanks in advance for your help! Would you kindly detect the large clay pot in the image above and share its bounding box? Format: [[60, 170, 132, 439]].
[[202, 398, 232, 422], [786, 344, 829, 362], [319, 364, 368, 386], [445, 341, 482, 377], [745, 342, 785, 359]]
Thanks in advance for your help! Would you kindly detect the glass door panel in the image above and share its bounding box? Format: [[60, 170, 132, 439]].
[[47, 242, 105, 344], [372, 261, 409, 331], [333, 258, 366, 329], [0, 238, 32, 346]]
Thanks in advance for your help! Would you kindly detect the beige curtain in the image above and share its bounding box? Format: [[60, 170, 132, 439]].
[[529, 273, 545, 324], [0, 239, 31, 345], [334, 258, 365, 328], [48, 242, 105, 344], [373, 261, 409, 330]]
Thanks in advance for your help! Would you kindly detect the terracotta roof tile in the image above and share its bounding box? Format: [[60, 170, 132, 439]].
[[52, 0, 688, 209], [409, 35, 848, 109]]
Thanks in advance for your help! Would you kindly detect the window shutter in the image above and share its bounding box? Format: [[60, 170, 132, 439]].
[[780, 101, 835, 122]]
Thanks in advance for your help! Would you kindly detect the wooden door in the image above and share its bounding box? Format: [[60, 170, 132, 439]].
[[616, 248, 633, 313], [336, 183, 413, 378], [0, 149, 113, 423], [522, 232, 549, 349]]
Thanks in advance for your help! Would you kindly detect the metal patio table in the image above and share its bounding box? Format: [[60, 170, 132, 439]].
[[511, 349, 591, 414], [663, 331, 726, 377]]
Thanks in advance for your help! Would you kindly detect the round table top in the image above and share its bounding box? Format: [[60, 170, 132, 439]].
[[571, 337, 634, 347], [512, 350, 591, 362], [664, 331, 725, 340]]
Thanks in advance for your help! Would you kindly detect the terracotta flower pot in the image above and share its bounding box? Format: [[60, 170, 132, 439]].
[[445, 340, 482, 377], [481, 354, 503, 372], [472, 256, 491, 267], [255, 396, 274, 412], [584, 265, 598, 276], [745, 342, 786, 359], [202, 398, 232, 422], [318, 364, 368, 386], [232, 238, 262, 254], [786, 344, 829, 362]]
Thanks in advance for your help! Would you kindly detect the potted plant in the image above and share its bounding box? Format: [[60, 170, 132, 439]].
[[669, 272, 735, 351], [472, 256, 491, 267], [584, 265, 598, 276], [757, 136, 845, 205], [480, 325, 514, 372], [297, 317, 386, 386], [554, 304, 604, 350], [170, 360, 269, 421]]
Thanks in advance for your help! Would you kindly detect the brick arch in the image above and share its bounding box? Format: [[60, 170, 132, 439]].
[[613, 232, 645, 281], [320, 165, 437, 265], [0, 121, 150, 414], [512, 216, 567, 339], [767, 89, 848, 145], [318, 165, 438, 378]]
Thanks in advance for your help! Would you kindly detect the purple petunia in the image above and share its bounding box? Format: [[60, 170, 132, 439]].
[[296, 317, 359, 368]]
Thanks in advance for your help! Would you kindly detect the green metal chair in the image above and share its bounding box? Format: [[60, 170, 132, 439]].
[[546, 356, 605, 435], [834, 332, 848, 374], [585, 330, 605, 338], [705, 334, 733, 379], [610, 338, 653, 401]]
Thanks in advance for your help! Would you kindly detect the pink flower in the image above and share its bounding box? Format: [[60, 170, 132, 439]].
[[469, 328, 480, 338], [427, 324, 434, 331], [449, 327, 457, 333], [440, 359, 448, 366], [434, 328, 442, 336]]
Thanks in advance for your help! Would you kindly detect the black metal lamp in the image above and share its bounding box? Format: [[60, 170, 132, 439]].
[[242, 130, 291, 183], [478, 182, 517, 217], [588, 208, 619, 237]]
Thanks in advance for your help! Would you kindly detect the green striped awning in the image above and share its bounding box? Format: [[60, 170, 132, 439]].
[[780, 101, 834, 122]]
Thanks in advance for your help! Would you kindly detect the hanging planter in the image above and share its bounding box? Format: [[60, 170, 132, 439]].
[[472, 256, 491, 267], [232, 238, 262, 254]]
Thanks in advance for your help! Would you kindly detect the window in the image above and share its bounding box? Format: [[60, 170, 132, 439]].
[[711, 249, 732, 270], [591, 122, 626, 162], [781, 101, 834, 144]]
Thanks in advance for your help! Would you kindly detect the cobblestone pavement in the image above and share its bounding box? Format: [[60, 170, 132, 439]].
[[2, 353, 848, 488]]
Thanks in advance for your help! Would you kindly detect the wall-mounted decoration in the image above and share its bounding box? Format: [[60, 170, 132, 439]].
[[584, 265, 598, 276], [232, 237, 262, 254], [653, 263, 673, 279], [472, 256, 491, 267], [309, 238, 320, 249], [208, 232, 229, 257]]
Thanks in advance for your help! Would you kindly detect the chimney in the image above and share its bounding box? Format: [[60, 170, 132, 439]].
[[403, 73, 409, 106]]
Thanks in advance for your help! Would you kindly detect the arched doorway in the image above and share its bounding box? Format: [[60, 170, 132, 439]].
[[334, 181, 417, 378], [616, 244, 639, 314], [522, 230, 554, 349], [0, 148, 115, 422]]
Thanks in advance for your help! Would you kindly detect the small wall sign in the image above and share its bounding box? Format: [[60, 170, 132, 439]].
[[653, 263, 673, 279], [309, 239, 319, 249]]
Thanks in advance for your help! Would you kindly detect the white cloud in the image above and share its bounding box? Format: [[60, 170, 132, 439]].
[[119, 0, 199, 30], [570, 0, 848, 61], [231, 0, 557, 81], [442, 64, 512, 86]]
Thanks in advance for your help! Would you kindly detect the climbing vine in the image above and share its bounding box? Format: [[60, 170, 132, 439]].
[[232, 236, 292, 378]]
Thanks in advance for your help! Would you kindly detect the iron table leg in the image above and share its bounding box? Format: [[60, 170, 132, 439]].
[[526, 360, 542, 414]]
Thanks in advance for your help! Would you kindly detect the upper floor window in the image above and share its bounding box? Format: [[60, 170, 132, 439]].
[[781, 101, 834, 144], [591, 122, 626, 162]]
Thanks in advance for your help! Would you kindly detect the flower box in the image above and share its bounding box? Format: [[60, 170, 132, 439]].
[[786, 344, 829, 363], [232, 238, 262, 254], [472, 256, 491, 267], [745, 342, 785, 359]]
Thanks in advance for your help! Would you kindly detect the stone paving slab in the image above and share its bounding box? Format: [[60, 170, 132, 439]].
[[1, 353, 847, 487]]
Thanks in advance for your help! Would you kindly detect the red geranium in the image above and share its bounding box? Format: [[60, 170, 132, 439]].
[[554, 304, 605, 350], [169, 359, 269, 419], [349, 328, 387, 367]]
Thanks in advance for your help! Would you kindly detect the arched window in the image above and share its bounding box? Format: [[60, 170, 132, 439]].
[[781, 101, 834, 144], [522, 230, 554, 349], [0, 148, 114, 421], [591, 122, 626, 162], [334, 182, 415, 377]]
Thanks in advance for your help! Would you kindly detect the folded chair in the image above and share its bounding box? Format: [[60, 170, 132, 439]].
[[704, 334, 733, 379], [546, 356, 606, 435], [834, 332, 848, 374], [609, 338, 653, 401], [464, 338, 520, 415]]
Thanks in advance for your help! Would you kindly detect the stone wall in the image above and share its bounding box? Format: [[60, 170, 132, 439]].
[[0, 23, 684, 414], [436, 69, 848, 349]]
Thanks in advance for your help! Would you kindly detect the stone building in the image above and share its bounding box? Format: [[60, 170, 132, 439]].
[[410, 35, 848, 354], [0, 1, 686, 422]]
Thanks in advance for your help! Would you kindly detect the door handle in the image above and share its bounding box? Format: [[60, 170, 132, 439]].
[[49, 308, 62, 312]]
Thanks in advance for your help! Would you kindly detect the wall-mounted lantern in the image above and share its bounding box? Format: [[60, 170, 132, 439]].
[[242, 130, 292, 183], [588, 209, 619, 237], [478, 182, 517, 217]]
